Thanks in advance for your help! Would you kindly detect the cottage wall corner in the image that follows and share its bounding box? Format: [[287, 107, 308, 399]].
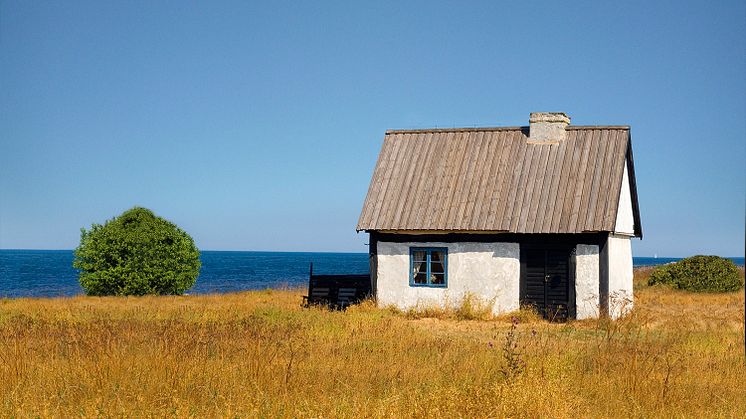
[[606, 234, 634, 318]]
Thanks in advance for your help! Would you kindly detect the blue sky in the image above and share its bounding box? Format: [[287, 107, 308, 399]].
[[1, 1, 744, 256]]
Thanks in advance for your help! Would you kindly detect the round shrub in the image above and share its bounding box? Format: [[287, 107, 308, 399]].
[[647, 255, 742, 292], [73, 207, 201, 296]]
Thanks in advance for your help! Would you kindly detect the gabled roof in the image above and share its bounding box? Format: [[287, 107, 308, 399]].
[[357, 126, 642, 237]]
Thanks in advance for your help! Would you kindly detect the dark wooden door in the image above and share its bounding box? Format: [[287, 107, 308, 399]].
[[521, 248, 570, 320]]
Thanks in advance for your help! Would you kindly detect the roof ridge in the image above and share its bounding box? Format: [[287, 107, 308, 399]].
[[567, 125, 630, 130], [386, 126, 523, 135], [386, 125, 629, 135]]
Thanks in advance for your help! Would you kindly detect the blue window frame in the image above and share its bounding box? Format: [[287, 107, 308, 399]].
[[409, 247, 448, 287]]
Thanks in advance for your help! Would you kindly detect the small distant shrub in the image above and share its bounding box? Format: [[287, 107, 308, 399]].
[[648, 255, 742, 292], [73, 207, 201, 296]]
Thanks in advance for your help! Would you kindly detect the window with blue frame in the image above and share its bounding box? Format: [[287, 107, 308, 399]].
[[410, 247, 448, 287]]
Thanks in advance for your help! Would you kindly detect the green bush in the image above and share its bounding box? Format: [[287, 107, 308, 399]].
[[647, 255, 742, 292], [73, 207, 201, 296]]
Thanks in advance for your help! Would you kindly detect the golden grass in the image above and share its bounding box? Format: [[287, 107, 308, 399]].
[[1, 270, 744, 418]]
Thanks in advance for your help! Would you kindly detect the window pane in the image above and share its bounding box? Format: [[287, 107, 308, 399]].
[[430, 273, 445, 285], [412, 260, 426, 279], [414, 271, 428, 284], [430, 251, 445, 273], [412, 250, 427, 262], [430, 263, 445, 274]]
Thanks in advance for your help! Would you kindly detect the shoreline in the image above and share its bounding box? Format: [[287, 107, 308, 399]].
[[2, 266, 743, 301]]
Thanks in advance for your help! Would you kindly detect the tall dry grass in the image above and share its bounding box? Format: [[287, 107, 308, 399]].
[[0, 269, 744, 417]]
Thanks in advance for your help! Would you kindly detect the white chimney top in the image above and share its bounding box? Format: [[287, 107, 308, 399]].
[[529, 112, 571, 143]]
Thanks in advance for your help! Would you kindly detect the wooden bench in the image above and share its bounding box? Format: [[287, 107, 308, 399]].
[[303, 263, 371, 309]]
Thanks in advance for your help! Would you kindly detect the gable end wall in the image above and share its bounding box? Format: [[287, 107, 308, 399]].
[[614, 163, 635, 235]]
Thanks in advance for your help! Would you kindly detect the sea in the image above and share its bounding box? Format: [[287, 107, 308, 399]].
[[0, 249, 743, 298]]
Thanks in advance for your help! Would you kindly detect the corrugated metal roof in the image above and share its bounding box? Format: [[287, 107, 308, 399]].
[[357, 126, 640, 235]]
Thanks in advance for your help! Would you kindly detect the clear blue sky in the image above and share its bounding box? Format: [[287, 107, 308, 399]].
[[1, 1, 744, 256]]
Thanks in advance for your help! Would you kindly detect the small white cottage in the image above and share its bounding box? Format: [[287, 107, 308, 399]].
[[357, 113, 641, 320]]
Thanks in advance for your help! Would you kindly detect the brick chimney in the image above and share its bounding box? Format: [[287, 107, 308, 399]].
[[529, 112, 570, 143]]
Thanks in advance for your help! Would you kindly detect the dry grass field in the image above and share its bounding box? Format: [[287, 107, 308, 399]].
[[1, 268, 744, 418]]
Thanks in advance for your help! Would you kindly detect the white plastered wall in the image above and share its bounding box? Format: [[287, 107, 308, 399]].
[[575, 244, 600, 319], [375, 241, 520, 315], [606, 234, 634, 318], [615, 163, 635, 235]]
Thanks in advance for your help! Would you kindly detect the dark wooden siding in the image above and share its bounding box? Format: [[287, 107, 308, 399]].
[[521, 248, 572, 321]]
